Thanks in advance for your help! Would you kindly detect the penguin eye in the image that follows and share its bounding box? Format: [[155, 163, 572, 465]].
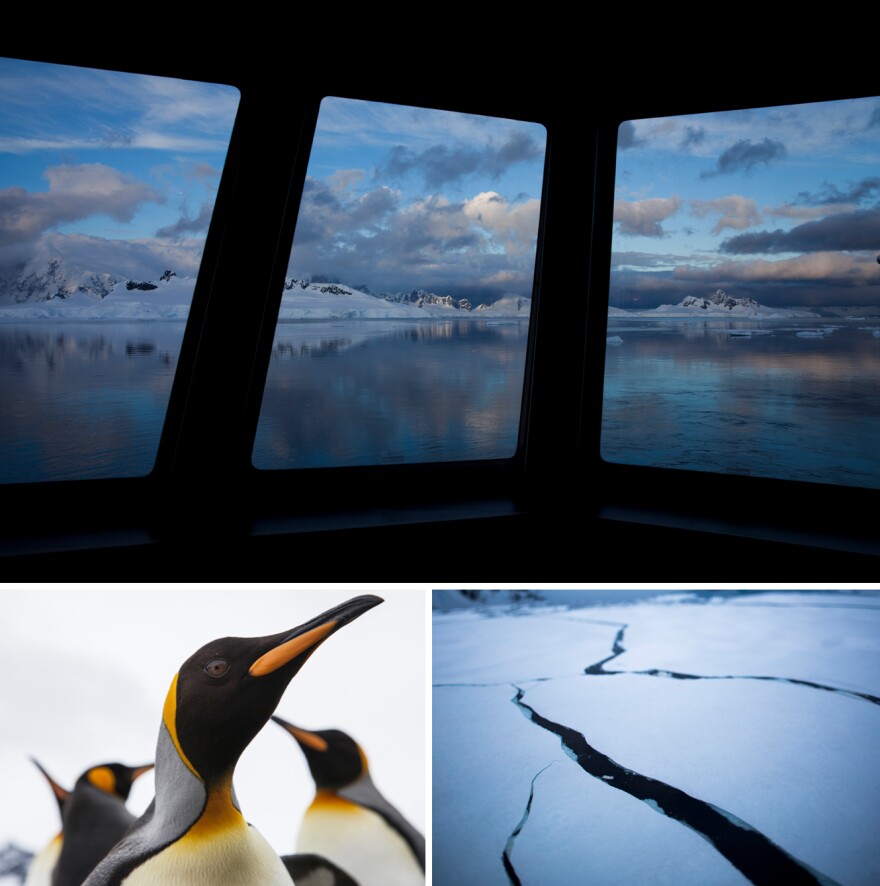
[[204, 659, 230, 678]]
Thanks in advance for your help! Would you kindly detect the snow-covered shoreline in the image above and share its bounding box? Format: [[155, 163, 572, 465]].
[[609, 289, 880, 320], [0, 275, 532, 322]]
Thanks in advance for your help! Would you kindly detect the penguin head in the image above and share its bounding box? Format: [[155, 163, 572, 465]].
[[165, 595, 382, 785], [272, 718, 367, 789], [80, 762, 154, 800]]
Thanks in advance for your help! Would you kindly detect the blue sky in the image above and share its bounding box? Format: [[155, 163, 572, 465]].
[[0, 57, 238, 283], [287, 97, 546, 301], [0, 62, 546, 303], [611, 97, 880, 308]]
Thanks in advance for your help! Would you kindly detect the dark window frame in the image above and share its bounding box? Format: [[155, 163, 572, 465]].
[[3, 47, 879, 574]]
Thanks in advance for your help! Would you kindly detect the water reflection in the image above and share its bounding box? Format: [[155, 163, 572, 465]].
[[254, 319, 529, 469], [0, 322, 184, 483], [602, 320, 880, 488]]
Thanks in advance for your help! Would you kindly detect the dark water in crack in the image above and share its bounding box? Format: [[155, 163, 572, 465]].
[[510, 686, 836, 886]]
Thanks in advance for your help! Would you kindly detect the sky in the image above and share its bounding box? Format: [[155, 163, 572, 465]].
[[0, 57, 239, 287], [611, 96, 880, 308], [0, 584, 425, 864], [286, 97, 546, 302], [0, 59, 546, 305]]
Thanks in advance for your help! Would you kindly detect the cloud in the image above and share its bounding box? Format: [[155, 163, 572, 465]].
[[701, 138, 786, 178], [327, 169, 365, 194], [794, 177, 880, 206], [618, 121, 644, 151], [867, 106, 880, 129], [188, 162, 223, 182], [379, 131, 543, 189], [0, 59, 239, 156], [462, 191, 541, 253], [610, 251, 880, 308], [613, 197, 681, 237], [611, 250, 723, 271], [764, 203, 856, 221], [0, 163, 161, 246], [292, 177, 400, 246], [720, 208, 880, 254], [680, 126, 706, 149], [0, 230, 207, 285], [287, 185, 540, 299], [674, 251, 878, 285], [690, 195, 761, 234], [155, 202, 214, 239]]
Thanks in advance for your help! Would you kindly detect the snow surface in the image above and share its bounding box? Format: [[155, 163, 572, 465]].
[[0, 278, 195, 321], [608, 290, 821, 319], [433, 591, 880, 885], [0, 277, 531, 322]]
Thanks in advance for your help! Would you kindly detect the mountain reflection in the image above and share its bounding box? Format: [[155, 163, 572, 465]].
[[256, 319, 529, 468]]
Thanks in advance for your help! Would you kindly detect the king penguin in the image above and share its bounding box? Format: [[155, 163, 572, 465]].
[[54, 762, 153, 886], [25, 760, 152, 886], [83, 594, 382, 886], [23, 760, 69, 886], [272, 718, 425, 886]]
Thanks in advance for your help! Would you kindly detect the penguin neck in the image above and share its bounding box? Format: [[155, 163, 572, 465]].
[[315, 769, 372, 800], [155, 675, 246, 834], [186, 773, 245, 838]]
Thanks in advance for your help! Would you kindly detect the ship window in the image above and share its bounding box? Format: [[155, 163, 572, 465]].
[[252, 96, 546, 470], [0, 57, 239, 484], [601, 95, 880, 489]]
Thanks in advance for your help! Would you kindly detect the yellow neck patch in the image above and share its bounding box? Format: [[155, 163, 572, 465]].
[[183, 778, 245, 842], [310, 789, 360, 813], [163, 672, 200, 781], [86, 766, 117, 795]]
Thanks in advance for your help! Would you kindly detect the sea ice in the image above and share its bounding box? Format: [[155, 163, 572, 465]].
[[433, 592, 880, 886]]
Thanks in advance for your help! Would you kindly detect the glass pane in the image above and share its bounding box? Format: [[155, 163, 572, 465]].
[[602, 96, 880, 488], [0, 57, 239, 483], [253, 97, 545, 469]]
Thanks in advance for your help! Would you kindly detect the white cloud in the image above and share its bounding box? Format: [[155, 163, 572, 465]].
[[673, 251, 878, 283], [0, 164, 162, 246], [690, 195, 761, 234], [463, 192, 541, 253], [764, 203, 856, 221], [613, 197, 682, 237]]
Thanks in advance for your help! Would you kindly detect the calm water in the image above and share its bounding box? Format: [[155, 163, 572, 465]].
[[602, 318, 880, 488], [0, 322, 184, 483], [0, 319, 529, 484], [253, 319, 529, 469]]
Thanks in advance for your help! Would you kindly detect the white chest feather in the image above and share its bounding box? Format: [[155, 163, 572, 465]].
[[121, 824, 291, 886], [24, 836, 61, 886], [297, 802, 423, 886]]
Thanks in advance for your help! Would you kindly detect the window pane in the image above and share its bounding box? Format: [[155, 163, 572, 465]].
[[0, 57, 239, 483], [253, 97, 545, 469], [602, 96, 880, 489]]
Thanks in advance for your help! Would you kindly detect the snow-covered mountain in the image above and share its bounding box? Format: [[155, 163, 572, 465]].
[[0, 262, 532, 321], [0, 263, 195, 320], [611, 289, 821, 319], [277, 279, 531, 320]]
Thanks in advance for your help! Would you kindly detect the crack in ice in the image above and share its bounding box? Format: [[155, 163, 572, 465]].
[[510, 685, 839, 886], [501, 761, 556, 886], [629, 669, 880, 706], [580, 619, 879, 707]]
